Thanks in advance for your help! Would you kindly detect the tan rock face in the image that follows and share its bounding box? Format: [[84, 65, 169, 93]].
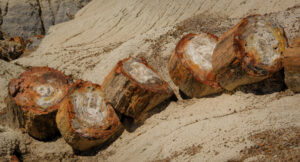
[[102, 57, 173, 119], [212, 15, 288, 91], [56, 80, 122, 151], [8, 67, 72, 140], [169, 33, 222, 98], [283, 36, 300, 92], [0, 0, 92, 38]]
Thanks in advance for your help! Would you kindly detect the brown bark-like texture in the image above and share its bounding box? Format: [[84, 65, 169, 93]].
[[8, 67, 72, 140], [168, 33, 222, 98], [102, 57, 173, 120], [56, 80, 123, 152], [212, 15, 288, 91], [1, 95, 25, 129], [283, 36, 300, 92]]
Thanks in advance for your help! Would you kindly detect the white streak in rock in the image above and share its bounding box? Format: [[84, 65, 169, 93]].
[[185, 34, 216, 70], [71, 87, 108, 136], [128, 62, 159, 84]]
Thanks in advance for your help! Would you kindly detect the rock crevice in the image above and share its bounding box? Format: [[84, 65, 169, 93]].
[[0, 0, 91, 39]]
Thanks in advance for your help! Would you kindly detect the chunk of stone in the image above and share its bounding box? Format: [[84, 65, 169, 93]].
[[212, 15, 288, 91], [8, 67, 72, 140], [56, 80, 122, 151], [169, 33, 222, 98], [283, 36, 300, 92], [0, 37, 25, 61], [102, 57, 173, 120]]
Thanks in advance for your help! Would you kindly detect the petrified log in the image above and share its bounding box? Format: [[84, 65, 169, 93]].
[[283, 36, 300, 92], [0, 37, 25, 61], [168, 33, 222, 98], [212, 15, 288, 91], [56, 80, 122, 151], [8, 67, 72, 140], [102, 57, 173, 120]]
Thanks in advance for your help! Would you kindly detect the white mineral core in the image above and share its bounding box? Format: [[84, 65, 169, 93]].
[[71, 87, 108, 136], [35, 84, 63, 110], [243, 19, 281, 66], [185, 34, 216, 70], [128, 62, 159, 84]]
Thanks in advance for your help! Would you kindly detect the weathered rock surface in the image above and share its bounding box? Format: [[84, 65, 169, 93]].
[[212, 15, 288, 91], [102, 57, 173, 120], [169, 33, 222, 98], [56, 80, 123, 152], [0, 37, 25, 61], [283, 36, 300, 92], [0, 60, 24, 127], [8, 67, 72, 140], [0, 0, 91, 38]]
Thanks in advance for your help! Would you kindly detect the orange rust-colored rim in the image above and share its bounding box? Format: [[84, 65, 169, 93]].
[[234, 15, 286, 77], [9, 67, 72, 115], [175, 33, 221, 88], [66, 80, 121, 139], [107, 57, 172, 94]]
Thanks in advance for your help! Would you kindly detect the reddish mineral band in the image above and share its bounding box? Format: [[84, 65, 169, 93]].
[[8, 67, 72, 140], [212, 15, 288, 91], [169, 33, 221, 98], [9, 67, 71, 114], [102, 57, 173, 119], [241, 15, 287, 76], [57, 80, 122, 151]]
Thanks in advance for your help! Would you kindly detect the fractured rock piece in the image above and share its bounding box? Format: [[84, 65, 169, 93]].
[[212, 15, 288, 91], [56, 80, 122, 151], [0, 37, 25, 61], [8, 67, 72, 140], [169, 33, 222, 98], [102, 57, 173, 120], [283, 36, 300, 92]]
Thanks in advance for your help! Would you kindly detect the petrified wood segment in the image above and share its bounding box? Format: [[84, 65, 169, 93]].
[[283, 36, 300, 92], [212, 15, 288, 91], [56, 80, 122, 151], [8, 67, 72, 140], [168, 33, 222, 98], [102, 57, 173, 119]]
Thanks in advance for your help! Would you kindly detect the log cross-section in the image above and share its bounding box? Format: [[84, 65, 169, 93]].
[[102, 57, 173, 120], [283, 36, 300, 92], [168, 33, 222, 98], [212, 15, 288, 91], [8, 67, 72, 140], [56, 80, 123, 151]]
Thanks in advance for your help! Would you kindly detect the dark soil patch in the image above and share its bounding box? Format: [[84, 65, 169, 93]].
[[230, 127, 300, 161]]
